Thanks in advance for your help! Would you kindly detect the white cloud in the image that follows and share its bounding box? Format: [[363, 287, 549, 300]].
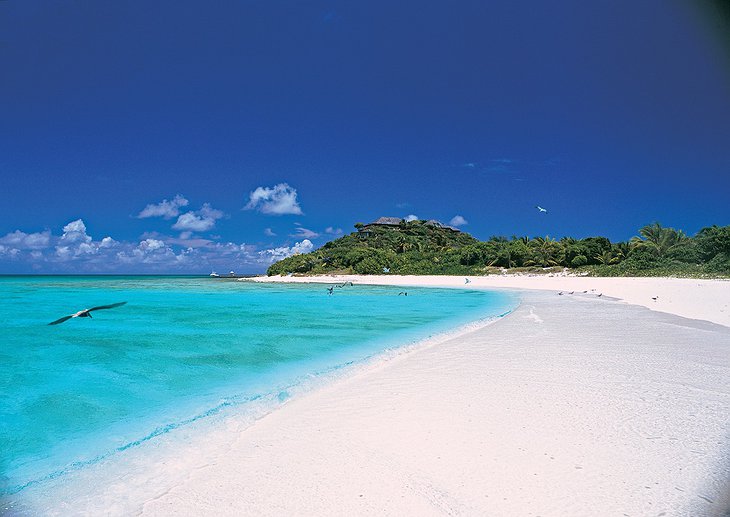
[[290, 227, 320, 239], [244, 183, 303, 215], [99, 236, 117, 248], [138, 195, 189, 219], [55, 246, 73, 260], [258, 239, 314, 263], [139, 238, 166, 251], [76, 242, 97, 255], [325, 227, 343, 235], [449, 215, 468, 226], [61, 219, 92, 243], [172, 203, 225, 232], [0, 230, 51, 249], [404, 214, 419, 222], [264, 228, 277, 237]]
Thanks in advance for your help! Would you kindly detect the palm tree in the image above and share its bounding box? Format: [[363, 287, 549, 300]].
[[595, 250, 618, 265], [527, 236, 564, 267], [630, 222, 686, 257], [612, 242, 631, 262]]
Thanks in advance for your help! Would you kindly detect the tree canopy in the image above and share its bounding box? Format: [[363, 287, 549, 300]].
[[267, 220, 730, 277]]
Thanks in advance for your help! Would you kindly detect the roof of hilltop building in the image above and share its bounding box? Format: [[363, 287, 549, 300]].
[[359, 217, 461, 233], [365, 217, 404, 226], [425, 220, 461, 232]]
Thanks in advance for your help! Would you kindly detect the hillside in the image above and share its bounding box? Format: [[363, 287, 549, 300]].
[[267, 219, 479, 275], [266, 220, 730, 277]]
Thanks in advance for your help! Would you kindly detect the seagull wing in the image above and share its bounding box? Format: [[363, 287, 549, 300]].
[[48, 315, 74, 325], [88, 302, 127, 312]]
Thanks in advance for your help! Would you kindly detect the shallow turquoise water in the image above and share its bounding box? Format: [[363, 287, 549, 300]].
[[0, 276, 516, 500]]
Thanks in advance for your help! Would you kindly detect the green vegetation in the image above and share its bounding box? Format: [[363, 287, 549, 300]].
[[267, 220, 730, 278]]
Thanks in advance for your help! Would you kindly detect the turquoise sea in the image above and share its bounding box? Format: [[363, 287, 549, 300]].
[[0, 276, 516, 510]]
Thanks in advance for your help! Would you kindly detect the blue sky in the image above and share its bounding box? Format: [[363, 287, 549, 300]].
[[1, 0, 729, 273]]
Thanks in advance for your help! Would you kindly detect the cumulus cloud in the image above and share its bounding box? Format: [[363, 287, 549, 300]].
[[61, 219, 92, 243], [139, 238, 166, 251], [0, 230, 51, 249], [244, 183, 303, 215], [449, 215, 468, 226], [172, 204, 225, 232], [138, 195, 189, 219], [258, 239, 314, 263], [325, 227, 343, 235], [100, 236, 117, 248], [404, 214, 419, 222], [290, 227, 320, 239]]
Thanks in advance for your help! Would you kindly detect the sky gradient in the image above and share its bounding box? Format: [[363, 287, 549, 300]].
[[1, 0, 729, 273]]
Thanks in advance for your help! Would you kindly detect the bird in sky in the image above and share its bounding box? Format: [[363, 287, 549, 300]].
[[326, 286, 334, 295], [535, 205, 548, 213], [48, 302, 127, 325]]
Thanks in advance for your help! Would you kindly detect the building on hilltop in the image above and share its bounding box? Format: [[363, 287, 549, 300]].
[[424, 219, 461, 233], [368, 216, 404, 227], [357, 217, 404, 238], [357, 216, 460, 238]]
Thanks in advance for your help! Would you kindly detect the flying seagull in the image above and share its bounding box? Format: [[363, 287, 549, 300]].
[[48, 302, 127, 325], [535, 205, 548, 213], [326, 286, 334, 295]]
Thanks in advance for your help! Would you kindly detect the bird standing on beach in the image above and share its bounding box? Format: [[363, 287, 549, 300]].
[[535, 205, 548, 213], [48, 302, 127, 325]]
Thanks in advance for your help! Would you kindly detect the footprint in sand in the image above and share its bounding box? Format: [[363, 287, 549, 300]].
[[525, 307, 544, 323]]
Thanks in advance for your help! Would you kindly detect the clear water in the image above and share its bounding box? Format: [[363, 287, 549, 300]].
[[0, 276, 516, 504]]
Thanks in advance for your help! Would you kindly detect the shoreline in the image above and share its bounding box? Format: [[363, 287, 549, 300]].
[[12, 286, 518, 515], [246, 274, 730, 327]]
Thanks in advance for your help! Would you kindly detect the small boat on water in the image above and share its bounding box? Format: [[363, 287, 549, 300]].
[[209, 271, 220, 277]]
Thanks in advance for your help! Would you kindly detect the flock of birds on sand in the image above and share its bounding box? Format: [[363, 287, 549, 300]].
[[558, 290, 602, 297]]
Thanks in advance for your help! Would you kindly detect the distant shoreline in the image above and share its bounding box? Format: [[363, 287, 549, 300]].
[[248, 273, 730, 327]]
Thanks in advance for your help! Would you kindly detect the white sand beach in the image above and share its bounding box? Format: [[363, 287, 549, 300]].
[[38, 276, 730, 516]]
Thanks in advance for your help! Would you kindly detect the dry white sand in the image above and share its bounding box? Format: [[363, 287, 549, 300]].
[[27, 276, 730, 516]]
